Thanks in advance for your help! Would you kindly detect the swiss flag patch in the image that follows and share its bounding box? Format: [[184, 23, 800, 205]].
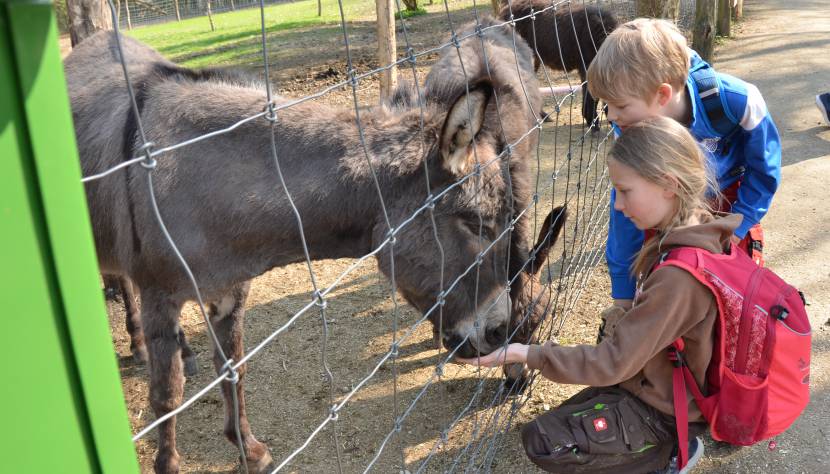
[[593, 417, 608, 432]]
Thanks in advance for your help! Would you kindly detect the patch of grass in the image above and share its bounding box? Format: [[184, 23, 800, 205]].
[[125, 0, 475, 69], [398, 7, 428, 19], [126, 0, 376, 67]]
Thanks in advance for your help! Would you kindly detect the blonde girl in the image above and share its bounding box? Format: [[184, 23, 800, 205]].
[[459, 116, 739, 473]]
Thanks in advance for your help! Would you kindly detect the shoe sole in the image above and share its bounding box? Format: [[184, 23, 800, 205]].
[[679, 437, 705, 474], [817, 95, 830, 127]]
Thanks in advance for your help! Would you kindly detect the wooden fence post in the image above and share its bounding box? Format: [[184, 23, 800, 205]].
[[491, 0, 500, 15], [376, 0, 397, 102], [123, 0, 131, 29], [206, 0, 215, 31], [717, 0, 731, 36], [693, 0, 716, 61]]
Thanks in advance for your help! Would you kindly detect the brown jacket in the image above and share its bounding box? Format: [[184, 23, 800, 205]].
[[527, 213, 743, 421]]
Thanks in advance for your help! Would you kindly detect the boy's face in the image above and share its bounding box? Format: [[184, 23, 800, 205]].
[[604, 94, 663, 131]]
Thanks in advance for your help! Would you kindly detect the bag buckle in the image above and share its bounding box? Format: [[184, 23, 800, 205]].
[[668, 346, 685, 368]]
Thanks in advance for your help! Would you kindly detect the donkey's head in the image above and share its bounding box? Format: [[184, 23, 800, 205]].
[[372, 19, 549, 358]]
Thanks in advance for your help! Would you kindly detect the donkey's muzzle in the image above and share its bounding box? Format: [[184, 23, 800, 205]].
[[443, 334, 479, 359]]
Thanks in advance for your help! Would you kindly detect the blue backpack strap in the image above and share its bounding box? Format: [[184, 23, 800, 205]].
[[690, 64, 741, 141]]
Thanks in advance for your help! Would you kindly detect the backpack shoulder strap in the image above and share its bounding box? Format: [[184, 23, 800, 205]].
[[689, 63, 741, 140], [654, 247, 701, 275]]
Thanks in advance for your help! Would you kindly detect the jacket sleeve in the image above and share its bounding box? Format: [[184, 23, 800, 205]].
[[607, 189, 643, 299], [727, 83, 782, 238], [526, 266, 713, 386]]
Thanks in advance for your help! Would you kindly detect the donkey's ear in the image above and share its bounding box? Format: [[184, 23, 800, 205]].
[[529, 205, 567, 276], [439, 85, 493, 176]]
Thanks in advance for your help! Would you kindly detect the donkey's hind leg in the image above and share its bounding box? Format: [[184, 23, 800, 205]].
[[120, 276, 150, 364], [210, 281, 273, 473], [120, 275, 197, 375], [141, 288, 186, 474]]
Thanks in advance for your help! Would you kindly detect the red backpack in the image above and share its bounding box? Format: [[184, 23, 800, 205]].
[[654, 245, 811, 469]]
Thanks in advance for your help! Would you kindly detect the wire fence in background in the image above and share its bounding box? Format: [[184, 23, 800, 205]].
[[93, 0, 699, 31], [73, 0, 697, 471]]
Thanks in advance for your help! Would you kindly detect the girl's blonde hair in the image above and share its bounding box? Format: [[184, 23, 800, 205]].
[[607, 116, 719, 277], [587, 18, 690, 103]]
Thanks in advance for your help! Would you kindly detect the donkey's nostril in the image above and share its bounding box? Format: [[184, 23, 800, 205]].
[[486, 325, 508, 346], [443, 334, 464, 351]]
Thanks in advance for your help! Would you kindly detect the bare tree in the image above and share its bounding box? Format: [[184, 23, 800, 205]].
[[66, 0, 113, 47], [693, 0, 717, 61], [636, 0, 680, 21], [718, 0, 731, 36]]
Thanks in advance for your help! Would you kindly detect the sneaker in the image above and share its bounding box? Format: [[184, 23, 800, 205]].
[[816, 93, 830, 127], [653, 436, 705, 474]]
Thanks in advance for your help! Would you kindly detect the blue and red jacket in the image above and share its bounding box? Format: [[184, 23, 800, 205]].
[[607, 51, 782, 299]]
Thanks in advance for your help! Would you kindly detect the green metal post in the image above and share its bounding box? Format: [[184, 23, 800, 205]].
[[0, 1, 139, 472]]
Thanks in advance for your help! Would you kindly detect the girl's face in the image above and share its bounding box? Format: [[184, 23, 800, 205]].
[[608, 157, 677, 230]]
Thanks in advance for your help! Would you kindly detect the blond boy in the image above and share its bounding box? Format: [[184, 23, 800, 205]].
[[587, 19, 781, 316]]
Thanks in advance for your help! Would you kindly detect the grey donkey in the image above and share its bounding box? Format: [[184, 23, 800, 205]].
[[66, 17, 564, 473]]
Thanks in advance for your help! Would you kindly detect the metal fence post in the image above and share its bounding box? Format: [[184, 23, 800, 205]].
[[0, 1, 139, 472]]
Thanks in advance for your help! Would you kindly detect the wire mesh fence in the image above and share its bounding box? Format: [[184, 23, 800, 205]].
[[70, 0, 696, 471], [107, 0, 698, 32]]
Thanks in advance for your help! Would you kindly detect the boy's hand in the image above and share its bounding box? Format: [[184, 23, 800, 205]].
[[598, 300, 630, 343], [611, 298, 633, 311], [599, 299, 631, 322], [456, 343, 529, 367]]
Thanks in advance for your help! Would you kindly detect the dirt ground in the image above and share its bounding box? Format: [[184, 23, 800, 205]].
[[83, 0, 830, 472]]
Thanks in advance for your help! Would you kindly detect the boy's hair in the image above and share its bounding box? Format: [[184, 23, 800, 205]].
[[607, 117, 718, 276], [587, 18, 690, 103]]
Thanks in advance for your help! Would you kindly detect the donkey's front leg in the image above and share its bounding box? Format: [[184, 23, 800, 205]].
[[141, 288, 186, 474], [210, 282, 273, 473]]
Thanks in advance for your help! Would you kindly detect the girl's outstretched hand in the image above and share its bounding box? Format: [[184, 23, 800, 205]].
[[455, 343, 530, 367]]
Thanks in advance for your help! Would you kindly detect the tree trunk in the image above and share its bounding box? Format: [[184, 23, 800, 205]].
[[636, 0, 680, 20], [401, 0, 417, 11], [376, 0, 397, 102], [734, 0, 744, 19], [230, 0, 235, 11], [174, 0, 181, 21], [693, 0, 717, 62], [67, 0, 113, 47], [318, 0, 322, 17], [490, 0, 500, 16], [717, 0, 731, 36]]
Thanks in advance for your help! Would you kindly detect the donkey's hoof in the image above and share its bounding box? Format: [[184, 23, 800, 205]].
[[241, 447, 274, 474], [153, 450, 180, 474], [132, 345, 149, 365], [183, 355, 198, 377]]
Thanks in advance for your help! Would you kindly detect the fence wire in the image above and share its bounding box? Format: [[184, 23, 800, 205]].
[[78, 0, 695, 471]]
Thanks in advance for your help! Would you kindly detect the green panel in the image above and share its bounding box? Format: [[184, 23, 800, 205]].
[[0, 2, 138, 473]]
